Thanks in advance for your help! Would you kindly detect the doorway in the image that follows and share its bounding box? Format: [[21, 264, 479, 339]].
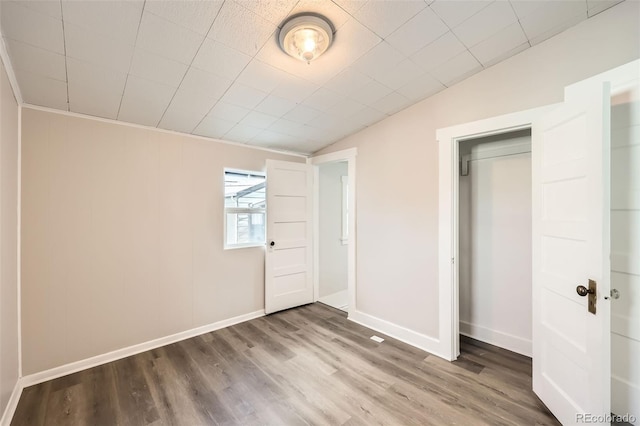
[[310, 148, 357, 317], [436, 105, 552, 361], [317, 161, 348, 311], [458, 129, 532, 356]]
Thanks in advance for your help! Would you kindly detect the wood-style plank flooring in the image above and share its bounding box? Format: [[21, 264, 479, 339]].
[[12, 303, 559, 425]]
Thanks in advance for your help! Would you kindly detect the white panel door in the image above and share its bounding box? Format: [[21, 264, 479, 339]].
[[532, 81, 611, 425], [265, 160, 313, 314]]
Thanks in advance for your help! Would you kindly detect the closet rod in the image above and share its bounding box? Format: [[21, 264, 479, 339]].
[[460, 146, 531, 176]]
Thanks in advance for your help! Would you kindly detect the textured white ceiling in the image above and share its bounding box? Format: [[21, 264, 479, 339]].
[[0, 0, 623, 154]]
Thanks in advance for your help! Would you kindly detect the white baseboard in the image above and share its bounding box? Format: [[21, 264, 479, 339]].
[[0, 380, 23, 426], [459, 321, 532, 357], [348, 310, 447, 360], [20, 309, 265, 388]]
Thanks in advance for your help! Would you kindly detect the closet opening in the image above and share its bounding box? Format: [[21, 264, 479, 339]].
[[457, 128, 533, 358]]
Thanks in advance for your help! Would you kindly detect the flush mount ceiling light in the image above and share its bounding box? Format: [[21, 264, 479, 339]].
[[278, 14, 334, 64]]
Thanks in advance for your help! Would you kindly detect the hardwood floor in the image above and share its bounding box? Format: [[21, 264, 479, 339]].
[[12, 303, 559, 425]]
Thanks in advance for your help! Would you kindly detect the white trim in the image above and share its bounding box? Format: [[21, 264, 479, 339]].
[[312, 164, 320, 301], [459, 321, 532, 357], [222, 242, 266, 251], [0, 86, 23, 426], [309, 148, 357, 318], [21, 104, 308, 158], [310, 148, 357, 165], [565, 59, 640, 99], [224, 207, 267, 214], [340, 175, 348, 244], [224, 167, 268, 177], [20, 309, 265, 388], [349, 310, 447, 360], [437, 105, 555, 361], [0, 381, 23, 426], [346, 157, 356, 318], [0, 38, 23, 105], [17, 105, 22, 378]]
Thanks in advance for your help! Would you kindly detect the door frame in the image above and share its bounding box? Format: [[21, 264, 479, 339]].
[[309, 148, 357, 317], [436, 106, 556, 361]]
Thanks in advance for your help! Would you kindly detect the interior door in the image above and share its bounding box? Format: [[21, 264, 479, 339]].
[[265, 159, 313, 314], [532, 81, 611, 425]]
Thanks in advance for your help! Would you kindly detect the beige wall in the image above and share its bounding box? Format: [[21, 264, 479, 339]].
[[0, 58, 19, 413], [319, 161, 348, 298], [317, 2, 640, 338], [21, 108, 302, 375]]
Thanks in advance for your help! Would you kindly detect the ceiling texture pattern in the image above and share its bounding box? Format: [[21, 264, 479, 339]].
[[0, 0, 623, 154]]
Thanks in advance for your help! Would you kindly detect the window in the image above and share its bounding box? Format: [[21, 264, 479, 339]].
[[224, 170, 266, 248]]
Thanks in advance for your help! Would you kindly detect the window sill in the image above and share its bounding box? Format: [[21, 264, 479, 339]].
[[224, 243, 265, 250]]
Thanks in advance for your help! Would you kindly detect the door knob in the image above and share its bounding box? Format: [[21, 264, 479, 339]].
[[270, 241, 275, 247], [605, 289, 620, 300], [577, 279, 597, 315], [576, 285, 594, 297]]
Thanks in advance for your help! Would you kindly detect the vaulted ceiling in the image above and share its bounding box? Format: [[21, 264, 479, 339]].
[[0, 0, 623, 154]]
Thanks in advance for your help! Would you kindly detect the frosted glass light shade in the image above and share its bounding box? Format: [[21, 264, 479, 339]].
[[279, 15, 334, 63]]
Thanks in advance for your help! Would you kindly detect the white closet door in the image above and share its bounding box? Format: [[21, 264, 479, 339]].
[[532, 81, 611, 425]]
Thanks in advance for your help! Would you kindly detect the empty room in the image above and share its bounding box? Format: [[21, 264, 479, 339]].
[[0, 0, 638, 424]]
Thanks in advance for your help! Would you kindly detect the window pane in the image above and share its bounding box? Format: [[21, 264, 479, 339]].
[[226, 212, 266, 245], [224, 171, 265, 208], [224, 170, 266, 247]]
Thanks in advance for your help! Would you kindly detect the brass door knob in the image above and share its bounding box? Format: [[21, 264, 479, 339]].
[[576, 285, 594, 297]]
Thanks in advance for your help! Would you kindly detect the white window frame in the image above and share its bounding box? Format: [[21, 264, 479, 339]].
[[223, 168, 266, 250]]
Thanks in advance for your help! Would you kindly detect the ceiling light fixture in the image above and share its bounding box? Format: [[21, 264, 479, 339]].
[[278, 14, 334, 64]]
